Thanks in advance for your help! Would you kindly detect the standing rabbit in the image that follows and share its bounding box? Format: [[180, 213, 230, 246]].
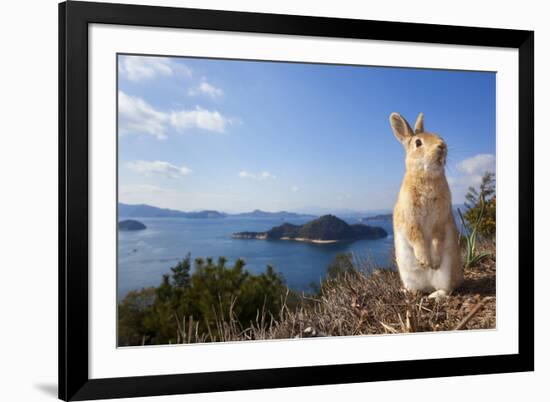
[[390, 112, 462, 299]]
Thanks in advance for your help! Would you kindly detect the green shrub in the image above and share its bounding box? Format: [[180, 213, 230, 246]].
[[118, 255, 289, 346], [463, 171, 496, 239], [456, 171, 496, 268]]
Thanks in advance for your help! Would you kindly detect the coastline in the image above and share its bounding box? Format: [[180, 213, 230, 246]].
[[280, 237, 339, 244]]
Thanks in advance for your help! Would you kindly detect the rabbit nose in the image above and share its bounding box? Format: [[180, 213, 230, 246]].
[[437, 144, 446, 153]]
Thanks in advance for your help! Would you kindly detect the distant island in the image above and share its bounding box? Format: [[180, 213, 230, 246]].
[[118, 203, 315, 219], [119, 203, 226, 219], [232, 215, 387, 244], [118, 219, 147, 231], [185, 210, 226, 219], [359, 213, 393, 223], [233, 209, 316, 219], [119, 203, 188, 218]]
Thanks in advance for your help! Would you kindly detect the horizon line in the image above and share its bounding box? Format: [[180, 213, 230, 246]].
[[118, 201, 468, 216]]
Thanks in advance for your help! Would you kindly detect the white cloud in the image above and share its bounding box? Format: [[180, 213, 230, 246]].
[[118, 91, 168, 139], [457, 154, 495, 176], [118, 56, 191, 81], [170, 107, 230, 133], [260, 171, 276, 180], [449, 153, 496, 203], [119, 56, 172, 81], [291, 185, 300, 192], [188, 79, 223, 99], [238, 171, 276, 181], [126, 160, 192, 179], [119, 91, 233, 137], [238, 171, 255, 179]]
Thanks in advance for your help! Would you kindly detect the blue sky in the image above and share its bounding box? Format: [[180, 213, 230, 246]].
[[118, 55, 496, 214]]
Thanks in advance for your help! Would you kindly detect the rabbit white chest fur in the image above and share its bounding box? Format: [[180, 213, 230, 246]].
[[390, 113, 463, 298], [393, 190, 462, 295]]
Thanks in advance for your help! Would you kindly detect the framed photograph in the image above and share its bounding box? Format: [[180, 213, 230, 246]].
[[59, 1, 534, 400]]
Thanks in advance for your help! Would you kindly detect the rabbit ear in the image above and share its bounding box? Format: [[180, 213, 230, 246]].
[[390, 113, 413, 143], [414, 112, 424, 134]]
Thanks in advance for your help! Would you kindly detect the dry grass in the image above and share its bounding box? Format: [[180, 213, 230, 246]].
[[175, 241, 496, 343]]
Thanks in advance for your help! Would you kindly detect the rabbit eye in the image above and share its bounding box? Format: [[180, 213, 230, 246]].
[[415, 139, 422, 147]]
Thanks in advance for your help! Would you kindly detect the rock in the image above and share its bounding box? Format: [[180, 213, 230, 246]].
[[301, 326, 326, 338], [118, 219, 146, 231]]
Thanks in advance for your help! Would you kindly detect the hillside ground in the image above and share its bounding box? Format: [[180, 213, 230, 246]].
[[204, 240, 496, 341]]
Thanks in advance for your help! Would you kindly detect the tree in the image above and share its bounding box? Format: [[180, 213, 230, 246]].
[[464, 171, 496, 238], [118, 255, 289, 346], [170, 254, 191, 288], [117, 287, 156, 346]]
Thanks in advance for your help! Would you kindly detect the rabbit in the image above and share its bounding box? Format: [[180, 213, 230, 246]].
[[389, 112, 462, 300]]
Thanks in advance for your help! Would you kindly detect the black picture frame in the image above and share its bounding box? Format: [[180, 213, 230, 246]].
[[59, 1, 534, 400]]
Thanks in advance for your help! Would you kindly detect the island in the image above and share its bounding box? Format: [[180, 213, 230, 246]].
[[234, 209, 316, 219], [118, 203, 226, 219], [359, 213, 393, 223], [118, 219, 147, 231], [185, 210, 226, 219], [232, 215, 387, 244]]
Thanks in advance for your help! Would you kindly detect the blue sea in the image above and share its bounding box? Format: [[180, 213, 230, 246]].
[[118, 216, 394, 299]]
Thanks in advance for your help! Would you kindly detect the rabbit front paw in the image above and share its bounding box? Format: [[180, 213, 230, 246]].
[[415, 253, 432, 269], [431, 256, 441, 270]]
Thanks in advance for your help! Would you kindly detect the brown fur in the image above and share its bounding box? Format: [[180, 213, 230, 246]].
[[390, 112, 463, 294]]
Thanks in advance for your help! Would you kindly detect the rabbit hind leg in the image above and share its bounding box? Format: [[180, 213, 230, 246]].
[[395, 229, 432, 292]]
